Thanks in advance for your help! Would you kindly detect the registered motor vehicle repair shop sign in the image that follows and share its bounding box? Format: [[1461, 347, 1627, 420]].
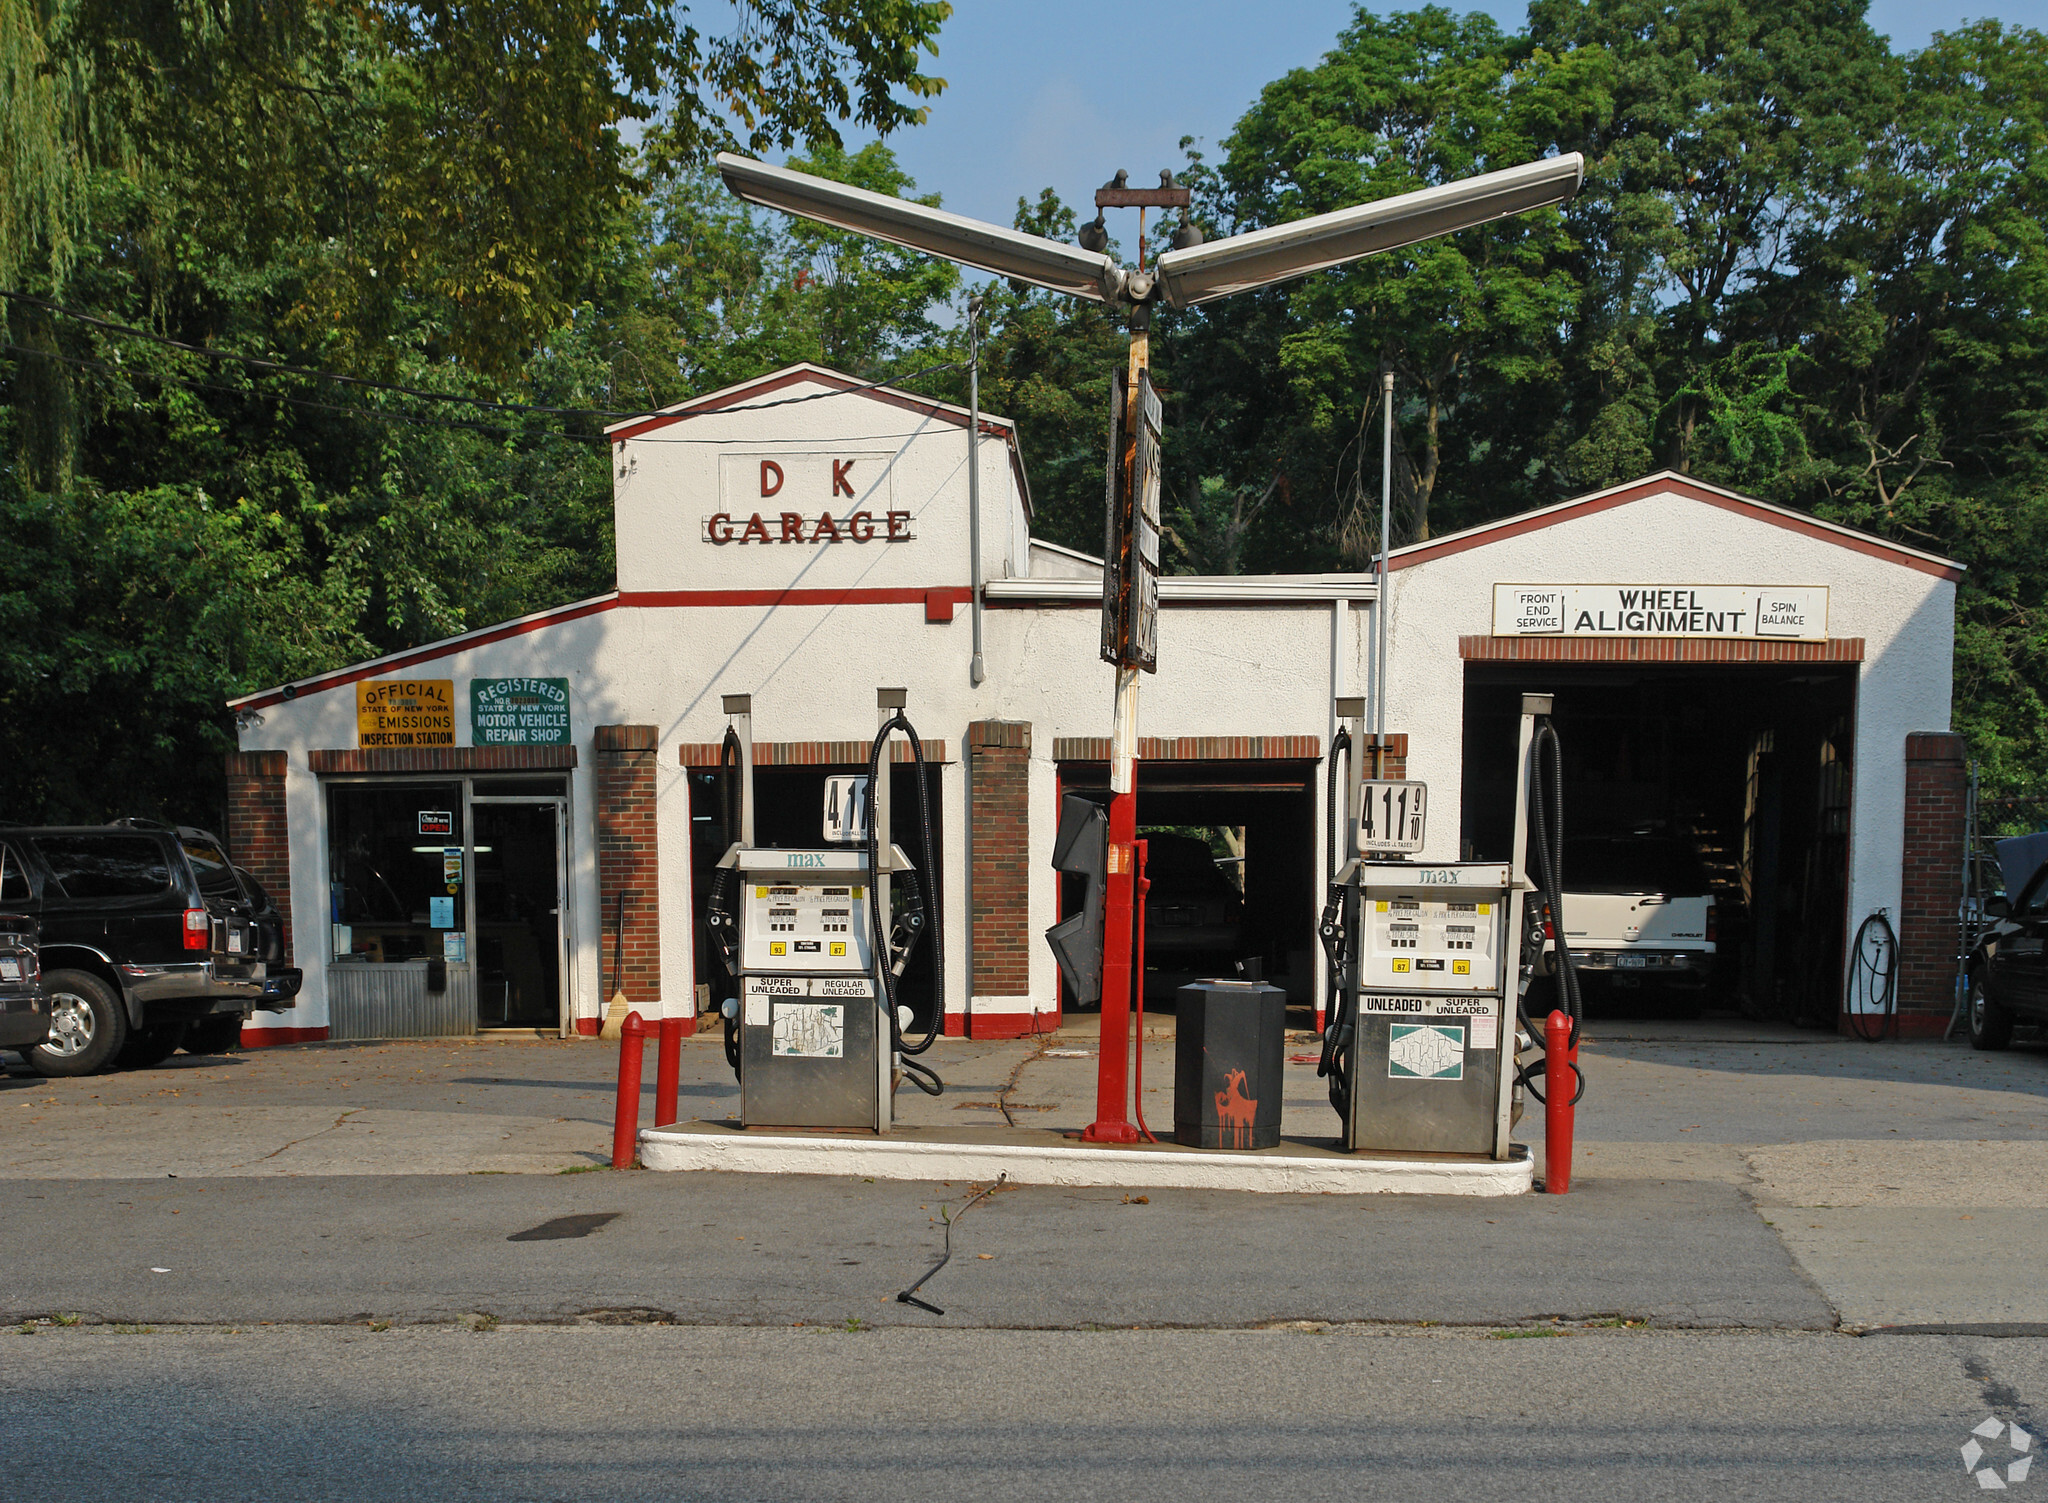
[[356, 679, 456, 748], [471, 677, 571, 746]]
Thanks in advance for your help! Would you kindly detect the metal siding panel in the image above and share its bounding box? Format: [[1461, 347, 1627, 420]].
[[326, 963, 476, 1039]]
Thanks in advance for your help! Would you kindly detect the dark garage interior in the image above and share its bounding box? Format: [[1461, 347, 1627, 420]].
[[1461, 664, 1856, 1023]]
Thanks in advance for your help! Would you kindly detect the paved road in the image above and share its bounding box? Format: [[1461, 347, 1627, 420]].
[[4, 1324, 2041, 1501]]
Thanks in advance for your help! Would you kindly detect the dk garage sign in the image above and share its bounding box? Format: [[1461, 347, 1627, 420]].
[[472, 678, 571, 746], [704, 452, 911, 544]]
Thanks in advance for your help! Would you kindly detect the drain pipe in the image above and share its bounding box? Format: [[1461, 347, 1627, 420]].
[[968, 295, 986, 687]]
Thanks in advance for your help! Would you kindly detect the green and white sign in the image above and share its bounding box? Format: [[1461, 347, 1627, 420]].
[[1388, 1023, 1465, 1080], [471, 677, 570, 746]]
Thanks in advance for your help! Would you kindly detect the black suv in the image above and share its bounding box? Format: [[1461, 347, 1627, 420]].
[[1, 821, 301, 1075], [0, 843, 48, 1054]]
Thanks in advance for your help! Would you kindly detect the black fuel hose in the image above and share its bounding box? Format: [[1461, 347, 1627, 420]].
[[1318, 726, 1355, 1111], [1518, 718, 1585, 1105], [719, 726, 744, 1075], [866, 712, 945, 1097], [1844, 911, 1899, 1042]]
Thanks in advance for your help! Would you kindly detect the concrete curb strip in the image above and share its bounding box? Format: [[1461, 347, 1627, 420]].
[[637, 1128, 1534, 1195]]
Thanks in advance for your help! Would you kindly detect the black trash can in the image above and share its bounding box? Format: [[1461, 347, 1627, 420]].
[[1173, 979, 1287, 1149]]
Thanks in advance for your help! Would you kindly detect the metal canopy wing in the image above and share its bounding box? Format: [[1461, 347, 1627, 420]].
[[1153, 153, 1585, 308], [717, 153, 1126, 304]]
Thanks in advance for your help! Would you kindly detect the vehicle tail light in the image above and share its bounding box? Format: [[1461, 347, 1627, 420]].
[[1706, 901, 1718, 945], [183, 908, 210, 951]]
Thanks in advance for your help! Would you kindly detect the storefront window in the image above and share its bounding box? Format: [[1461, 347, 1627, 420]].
[[327, 783, 466, 963]]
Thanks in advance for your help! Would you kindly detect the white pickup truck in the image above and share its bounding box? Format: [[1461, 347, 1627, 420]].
[[1546, 837, 1717, 990]]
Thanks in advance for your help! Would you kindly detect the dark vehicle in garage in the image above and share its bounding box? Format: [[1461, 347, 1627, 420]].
[[0, 821, 301, 1074]]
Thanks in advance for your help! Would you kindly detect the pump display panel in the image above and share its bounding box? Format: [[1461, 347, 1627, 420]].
[[1355, 864, 1511, 993], [738, 873, 873, 973]]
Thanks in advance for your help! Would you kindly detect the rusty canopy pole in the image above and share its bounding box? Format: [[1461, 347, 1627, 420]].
[[1084, 307, 1153, 1145]]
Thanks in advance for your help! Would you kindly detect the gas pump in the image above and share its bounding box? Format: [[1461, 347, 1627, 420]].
[[703, 689, 945, 1130], [1318, 693, 1571, 1158]]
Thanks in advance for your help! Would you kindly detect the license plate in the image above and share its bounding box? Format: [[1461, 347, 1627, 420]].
[[0, 958, 17, 981], [1615, 954, 1648, 969], [227, 930, 244, 954]]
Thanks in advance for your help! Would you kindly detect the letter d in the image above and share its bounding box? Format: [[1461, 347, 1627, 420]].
[[760, 460, 784, 498]]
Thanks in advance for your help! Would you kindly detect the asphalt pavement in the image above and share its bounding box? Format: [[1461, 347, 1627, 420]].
[[4, 1323, 2041, 1501], [7, 1024, 2048, 1499]]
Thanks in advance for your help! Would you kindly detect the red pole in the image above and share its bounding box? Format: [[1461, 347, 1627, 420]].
[[1083, 788, 1142, 1144], [1131, 839, 1156, 1143], [654, 1014, 683, 1127], [1544, 1009, 1577, 1194], [611, 1010, 646, 1169]]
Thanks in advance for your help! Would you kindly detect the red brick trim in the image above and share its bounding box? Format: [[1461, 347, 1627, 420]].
[[309, 746, 578, 774], [1389, 474, 1963, 580], [1895, 730, 1967, 1025], [1460, 635, 1866, 664], [241, 1025, 329, 1048], [968, 720, 1031, 1024], [679, 740, 953, 767], [943, 1010, 1050, 1041], [1051, 734, 1322, 762], [597, 726, 661, 1010], [226, 751, 293, 965]]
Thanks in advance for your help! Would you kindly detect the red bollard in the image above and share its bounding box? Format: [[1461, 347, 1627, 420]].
[[1544, 1008, 1577, 1194], [654, 1015, 683, 1128], [611, 1011, 647, 1169]]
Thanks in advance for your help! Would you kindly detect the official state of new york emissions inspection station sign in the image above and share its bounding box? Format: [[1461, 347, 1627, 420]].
[[471, 678, 570, 747], [1493, 584, 1828, 641], [357, 680, 455, 748]]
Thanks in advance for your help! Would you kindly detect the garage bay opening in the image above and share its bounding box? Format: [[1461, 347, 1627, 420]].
[[1462, 665, 1855, 1024]]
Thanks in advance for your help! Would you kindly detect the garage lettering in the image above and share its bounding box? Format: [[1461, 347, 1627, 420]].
[[703, 510, 912, 544]]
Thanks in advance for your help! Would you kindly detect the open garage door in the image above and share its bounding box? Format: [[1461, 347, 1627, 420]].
[[1055, 760, 1318, 1019], [1462, 666, 1855, 1023]]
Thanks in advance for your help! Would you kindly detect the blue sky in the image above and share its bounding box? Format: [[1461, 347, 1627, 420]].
[[840, 2, 2048, 228]]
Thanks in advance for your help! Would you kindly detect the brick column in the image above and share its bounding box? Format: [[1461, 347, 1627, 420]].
[[1891, 731, 1967, 1037], [225, 751, 293, 964], [967, 720, 1035, 1038], [593, 725, 663, 1035]]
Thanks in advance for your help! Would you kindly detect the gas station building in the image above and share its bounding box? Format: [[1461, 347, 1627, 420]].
[[225, 364, 1965, 1047]]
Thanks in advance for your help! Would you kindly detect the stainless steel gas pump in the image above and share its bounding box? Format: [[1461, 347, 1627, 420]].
[[703, 689, 943, 1131], [1318, 694, 1556, 1158]]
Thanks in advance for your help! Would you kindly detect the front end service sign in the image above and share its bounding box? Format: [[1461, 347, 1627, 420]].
[[357, 680, 455, 748]]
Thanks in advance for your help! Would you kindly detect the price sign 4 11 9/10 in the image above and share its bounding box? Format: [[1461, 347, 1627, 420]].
[[1358, 781, 1427, 855]]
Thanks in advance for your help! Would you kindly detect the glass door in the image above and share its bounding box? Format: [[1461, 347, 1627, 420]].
[[470, 800, 567, 1032]]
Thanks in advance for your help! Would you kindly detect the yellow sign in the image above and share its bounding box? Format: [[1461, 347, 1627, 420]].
[[357, 680, 455, 749]]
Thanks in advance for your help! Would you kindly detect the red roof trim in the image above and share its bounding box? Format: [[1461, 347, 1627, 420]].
[[619, 586, 970, 610], [1389, 475, 1963, 581], [606, 366, 1033, 521], [606, 367, 1011, 442], [231, 596, 619, 713]]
